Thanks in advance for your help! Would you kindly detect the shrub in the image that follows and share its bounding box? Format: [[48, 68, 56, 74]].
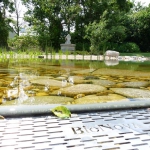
[[118, 42, 140, 53], [8, 35, 39, 51], [98, 42, 140, 53], [75, 42, 90, 52]]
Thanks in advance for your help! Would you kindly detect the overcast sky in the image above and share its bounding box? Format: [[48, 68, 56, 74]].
[[137, 0, 150, 6]]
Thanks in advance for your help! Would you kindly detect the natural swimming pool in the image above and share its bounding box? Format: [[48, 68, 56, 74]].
[[0, 57, 150, 109], [0, 56, 150, 150]]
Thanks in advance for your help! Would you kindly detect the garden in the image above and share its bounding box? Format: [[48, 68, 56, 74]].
[[0, 0, 150, 149]]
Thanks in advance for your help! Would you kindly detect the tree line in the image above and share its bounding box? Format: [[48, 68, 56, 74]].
[[0, 0, 150, 53]]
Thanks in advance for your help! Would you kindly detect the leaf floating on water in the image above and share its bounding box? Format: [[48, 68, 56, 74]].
[[0, 115, 5, 119], [51, 106, 71, 119]]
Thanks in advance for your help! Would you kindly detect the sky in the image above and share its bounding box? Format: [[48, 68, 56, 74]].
[[136, 0, 150, 6]]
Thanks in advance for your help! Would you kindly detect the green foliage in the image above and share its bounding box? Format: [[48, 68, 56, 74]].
[[24, 0, 134, 52], [126, 6, 150, 52], [74, 50, 89, 55], [84, 0, 150, 53], [51, 106, 71, 119], [14, 0, 150, 53], [60, 0, 81, 33], [74, 43, 90, 52], [0, 0, 15, 48], [8, 35, 39, 50], [85, 9, 128, 54], [103, 42, 140, 53], [118, 42, 140, 53], [22, 0, 66, 50], [0, 12, 8, 48], [0, 0, 14, 12]]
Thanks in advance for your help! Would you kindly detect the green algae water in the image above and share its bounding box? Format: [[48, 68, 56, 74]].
[[0, 58, 150, 106]]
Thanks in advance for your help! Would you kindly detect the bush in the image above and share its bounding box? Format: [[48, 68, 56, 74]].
[[98, 42, 140, 53], [118, 42, 140, 53], [8, 35, 39, 51], [74, 50, 89, 55], [75, 42, 90, 52]]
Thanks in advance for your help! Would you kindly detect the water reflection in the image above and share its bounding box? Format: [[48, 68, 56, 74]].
[[104, 59, 119, 66], [104, 56, 149, 66], [62, 79, 67, 87], [0, 58, 150, 106], [3, 73, 29, 104], [68, 76, 74, 85]]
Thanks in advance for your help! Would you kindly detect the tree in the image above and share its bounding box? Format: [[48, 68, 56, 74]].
[[60, 0, 81, 33], [84, 0, 133, 53], [72, 0, 106, 50], [126, 5, 150, 52], [22, 0, 64, 50], [0, 0, 14, 48], [0, 12, 8, 47], [22, 0, 143, 53], [22, 0, 84, 51], [9, 0, 25, 36]]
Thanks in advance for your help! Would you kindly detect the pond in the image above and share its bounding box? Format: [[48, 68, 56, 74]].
[[0, 57, 150, 115]]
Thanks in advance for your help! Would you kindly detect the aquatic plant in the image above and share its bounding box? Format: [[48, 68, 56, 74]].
[[73, 51, 77, 60], [58, 50, 63, 59], [65, 50, 70, 60]]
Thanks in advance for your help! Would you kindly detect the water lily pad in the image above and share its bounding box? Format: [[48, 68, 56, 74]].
[[51, 106, 71, 119]]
